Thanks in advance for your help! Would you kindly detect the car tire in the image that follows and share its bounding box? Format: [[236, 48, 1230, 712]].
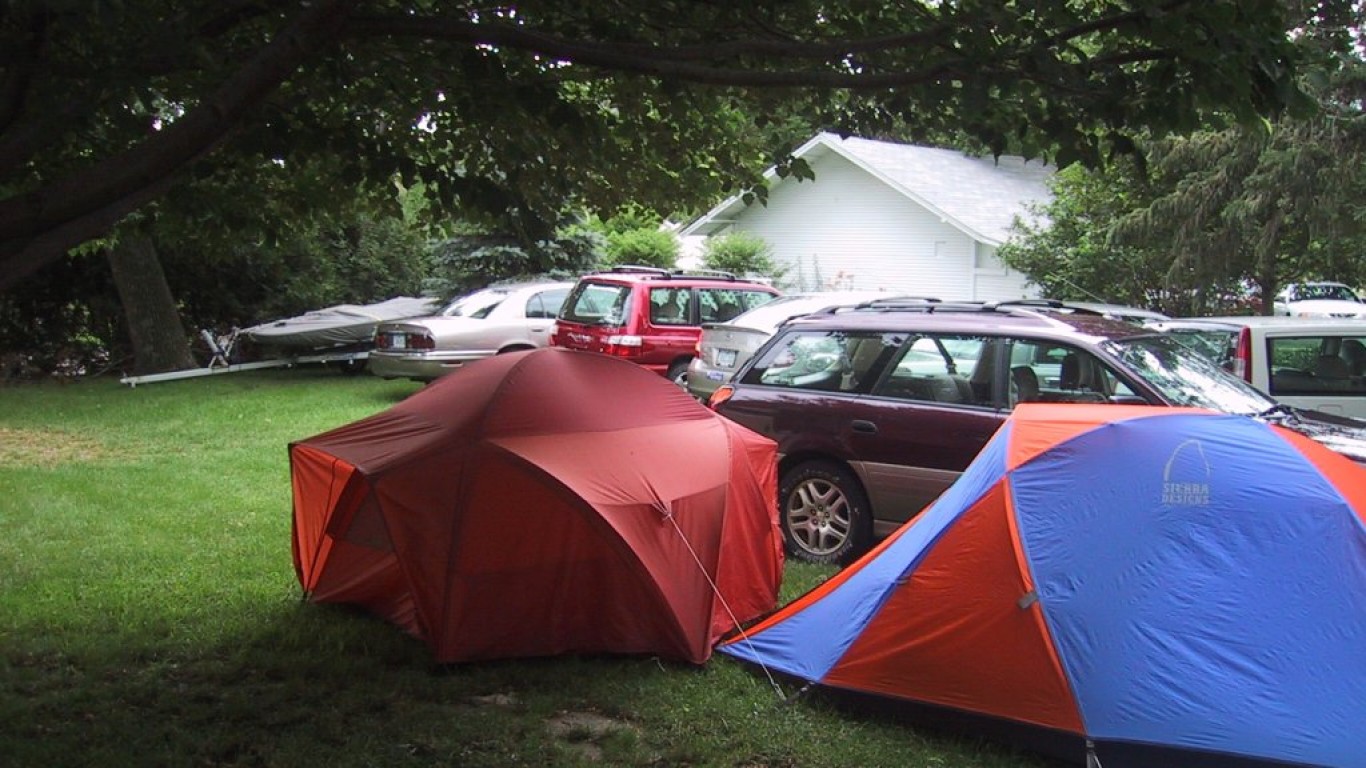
[[778, 460, 872, 565], [666, 360, 690, 389]]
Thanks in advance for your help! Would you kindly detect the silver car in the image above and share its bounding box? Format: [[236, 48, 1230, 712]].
[[686, 291, 911, 402], [369, 281, 574, 381]]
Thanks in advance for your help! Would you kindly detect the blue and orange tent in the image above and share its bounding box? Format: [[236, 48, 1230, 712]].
[[721, 404, 1366, 767]]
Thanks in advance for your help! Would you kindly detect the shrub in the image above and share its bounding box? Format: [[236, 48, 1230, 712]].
[[603, 228, 680, 270], [702, 232, 783, 281]]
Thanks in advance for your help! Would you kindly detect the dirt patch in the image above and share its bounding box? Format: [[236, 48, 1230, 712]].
[[0, 427, 121, 467], [545, 711, 641, 762], [468, 692, 518, 708]]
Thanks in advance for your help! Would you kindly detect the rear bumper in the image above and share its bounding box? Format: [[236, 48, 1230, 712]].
[[368, 350, 489, 381], [686, 357, 731, 399]]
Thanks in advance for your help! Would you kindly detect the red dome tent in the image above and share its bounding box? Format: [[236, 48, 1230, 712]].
[[290, 348, 783, 664]]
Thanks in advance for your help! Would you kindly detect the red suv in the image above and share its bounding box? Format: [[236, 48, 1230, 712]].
[[711, 299, 1366, 564], [551, 266, 780, 385]]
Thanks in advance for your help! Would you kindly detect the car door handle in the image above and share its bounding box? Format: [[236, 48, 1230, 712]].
[[851, 419, 878, 434]]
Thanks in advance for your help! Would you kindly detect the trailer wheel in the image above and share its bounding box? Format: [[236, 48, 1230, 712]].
[[338, 358, 367, 376]]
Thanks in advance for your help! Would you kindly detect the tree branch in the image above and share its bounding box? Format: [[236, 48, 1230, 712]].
[[0, 0, 352, 290], [344, 16, 978, 88], [343, 11, 1182, 89]]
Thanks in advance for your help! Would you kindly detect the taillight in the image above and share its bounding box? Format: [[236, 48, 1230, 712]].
[[604, 334, 643, 358], [408, 333, 435, 351], [1232, 326, 1251, 380], [708, 384, 735, 410]]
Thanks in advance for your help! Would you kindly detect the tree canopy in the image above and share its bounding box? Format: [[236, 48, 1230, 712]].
[[1000, 3, 1366, 314], [1, 0, 1312, 292]]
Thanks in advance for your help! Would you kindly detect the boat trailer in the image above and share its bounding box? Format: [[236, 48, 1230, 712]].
[[119, 329, 369, 387]]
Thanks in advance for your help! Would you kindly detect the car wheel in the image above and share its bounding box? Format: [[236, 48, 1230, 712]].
[[667, 360, 690, 389], [778, 460, 872, 565]]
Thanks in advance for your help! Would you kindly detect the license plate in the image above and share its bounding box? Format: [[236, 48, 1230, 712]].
[[716, 349, 738, 368], [385, 332, 407, 349]]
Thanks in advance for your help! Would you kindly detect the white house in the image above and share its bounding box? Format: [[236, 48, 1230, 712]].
[[681, 132, 1052, 301]]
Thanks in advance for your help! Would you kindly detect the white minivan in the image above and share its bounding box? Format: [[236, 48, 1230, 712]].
[[1150, 316, 1366, 419]]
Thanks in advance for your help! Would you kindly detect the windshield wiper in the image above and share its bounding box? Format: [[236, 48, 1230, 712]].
[[1255, 403, 1300, 423]]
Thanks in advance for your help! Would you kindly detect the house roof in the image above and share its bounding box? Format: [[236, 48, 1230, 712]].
[[682, 132, 1054, 246]]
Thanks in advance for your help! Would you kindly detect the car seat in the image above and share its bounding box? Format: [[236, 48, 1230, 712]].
[[1010, 366, 1040, 405], [841, 338, 890, 392], [1314, 353, 1350, 380], [714, 299, 742, 322], [1059, 353, 1081, 390], [653, 298, 683, 324], [969, 345, 999, 403], [1341, 339, 1365, 376]]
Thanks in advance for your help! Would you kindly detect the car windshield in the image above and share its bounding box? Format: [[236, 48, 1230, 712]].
[[1103, 334, 1275, 415], [1160, 327, 1238, 368], [1297, 284, 1360, 302], [439, 288, 507, 318]]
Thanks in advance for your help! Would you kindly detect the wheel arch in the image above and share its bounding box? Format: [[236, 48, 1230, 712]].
[[778, 451, 875, 504]]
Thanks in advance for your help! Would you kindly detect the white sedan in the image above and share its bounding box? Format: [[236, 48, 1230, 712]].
[[369, 281, 574, 381]]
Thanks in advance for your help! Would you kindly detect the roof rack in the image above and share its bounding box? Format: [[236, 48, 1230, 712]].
[[860, 296, 943, 308], [810, 297, 942, 316], [804, 298, 1107, 328], [993, 298, 1109, 316], [674, 268, 740, 281], [607, 265, 672, 277], [603, 265, 741, 281], [983, 298, 1065, 311], [797, 297, 1128, 327]]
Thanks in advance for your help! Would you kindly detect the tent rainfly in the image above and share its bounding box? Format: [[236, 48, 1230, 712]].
[[292, 347, 784, 665], [722, 404, 1366, 767]]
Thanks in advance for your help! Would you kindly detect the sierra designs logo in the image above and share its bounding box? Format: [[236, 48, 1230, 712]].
[[1162, 438, 1212, 506]]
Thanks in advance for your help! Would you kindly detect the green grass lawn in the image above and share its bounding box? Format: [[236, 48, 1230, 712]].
[[0, 368, 1052, 768]]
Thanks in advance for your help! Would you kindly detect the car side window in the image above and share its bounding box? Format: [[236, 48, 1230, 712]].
[[1268, 334, 1366, 395], [525, 288, 569, 319], [1006, 341, 1135, 405], [649, 287, 691, 325], [744, 331, 899, 393], [699, 288, 737, 323], [737, 289, 777, 313], [875, 335, 980, 405], [698, 288, 777, 323]]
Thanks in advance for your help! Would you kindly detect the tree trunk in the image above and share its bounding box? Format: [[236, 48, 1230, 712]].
[[108, 235, 195, 374]]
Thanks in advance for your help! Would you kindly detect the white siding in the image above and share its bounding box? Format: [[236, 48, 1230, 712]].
[[721, 152, 1036, 301], [971, 243, 1038, 302]]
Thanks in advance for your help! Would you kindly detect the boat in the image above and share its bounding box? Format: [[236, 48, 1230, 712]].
[[120, 296, 443, 387], [241, 296, 441, 351]]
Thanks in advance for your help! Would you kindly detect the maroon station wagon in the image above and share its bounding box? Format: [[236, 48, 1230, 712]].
[[710, 299, 1366, 564]]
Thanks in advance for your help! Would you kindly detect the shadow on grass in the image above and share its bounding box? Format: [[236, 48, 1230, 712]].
[[2, 598, 1056, 768]]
